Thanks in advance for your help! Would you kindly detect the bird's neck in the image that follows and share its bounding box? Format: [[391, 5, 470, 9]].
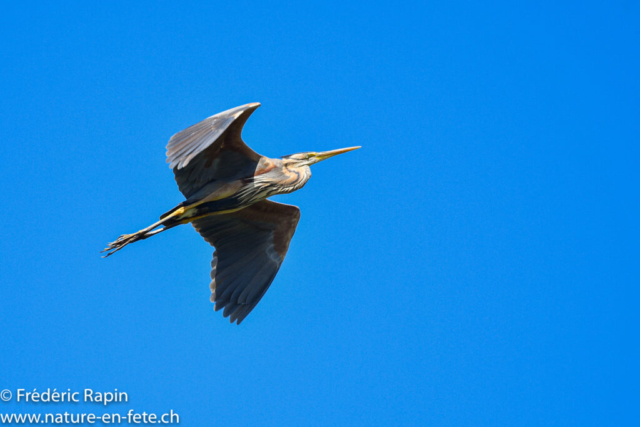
[[276, 165, 312, 195]]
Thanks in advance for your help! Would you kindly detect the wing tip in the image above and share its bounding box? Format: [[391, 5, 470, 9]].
[[165, 101, 262, 170]]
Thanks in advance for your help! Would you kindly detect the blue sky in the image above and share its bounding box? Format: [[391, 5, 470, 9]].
[[0, 1, 636, 425]]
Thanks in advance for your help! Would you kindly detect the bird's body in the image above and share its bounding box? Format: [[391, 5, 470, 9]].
[[103, 102, 358, 324], [167, 156, 312, 224]]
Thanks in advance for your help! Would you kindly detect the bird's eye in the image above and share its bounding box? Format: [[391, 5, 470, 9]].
[[305, 154, 310, 159]]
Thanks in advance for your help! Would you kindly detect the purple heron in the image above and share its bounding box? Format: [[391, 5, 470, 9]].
[[103, 103, 359, 324]]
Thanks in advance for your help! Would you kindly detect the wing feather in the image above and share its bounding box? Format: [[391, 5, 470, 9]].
[[191, 200, 301, 324], [166, 103, 263, 198]]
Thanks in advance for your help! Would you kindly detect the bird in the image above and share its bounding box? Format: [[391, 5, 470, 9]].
[[102, 102, 359, 324]]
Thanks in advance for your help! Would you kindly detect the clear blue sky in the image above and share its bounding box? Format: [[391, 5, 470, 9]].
[[0, 1, 636, 425]]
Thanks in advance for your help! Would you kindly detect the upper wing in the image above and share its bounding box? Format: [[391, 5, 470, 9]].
[[166, 103, 262, 199], [191, 200, 301, 324]]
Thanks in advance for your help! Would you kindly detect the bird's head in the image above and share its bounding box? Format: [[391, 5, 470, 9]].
[[281, 146, 361, 167]]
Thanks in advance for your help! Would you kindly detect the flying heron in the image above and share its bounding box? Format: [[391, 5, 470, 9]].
[[103, 102, 359, 324]]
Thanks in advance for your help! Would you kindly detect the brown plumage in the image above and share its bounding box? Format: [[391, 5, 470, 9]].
[[103, 102, 359, 324]]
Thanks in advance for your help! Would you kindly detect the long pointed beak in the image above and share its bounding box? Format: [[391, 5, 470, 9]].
[[314, 146, 361, 163]]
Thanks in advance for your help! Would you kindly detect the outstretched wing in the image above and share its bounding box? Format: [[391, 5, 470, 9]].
[[166, 103, 262, 199], [191, 200, 301, 325]]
